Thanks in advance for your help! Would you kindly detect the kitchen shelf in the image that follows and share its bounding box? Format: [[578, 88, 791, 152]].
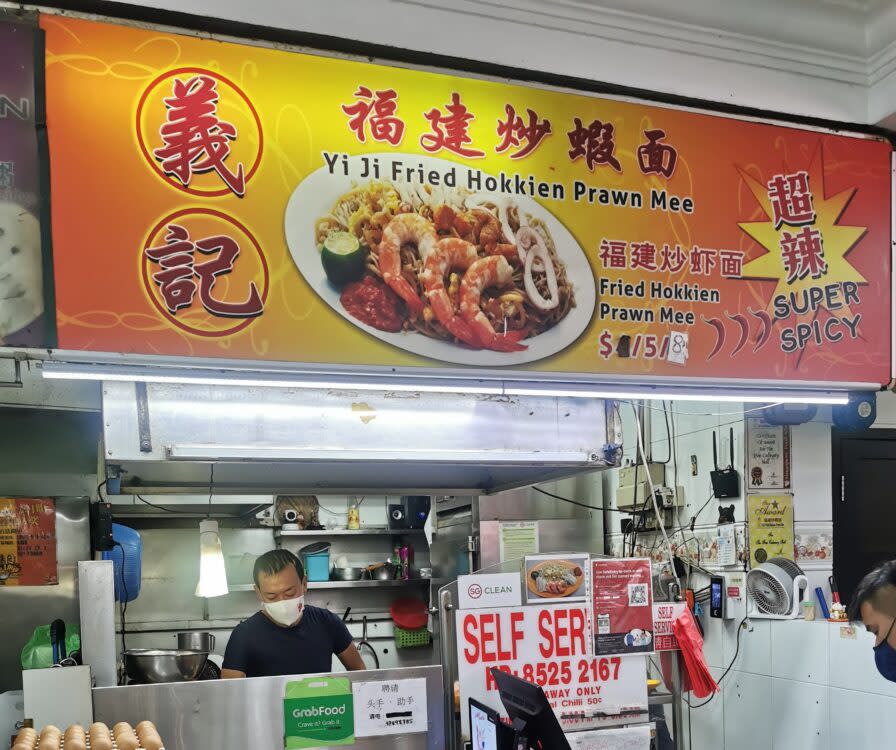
[[310, 579, 431, 589], [229, 578, 435, 592], [276, 528, 426, 537]]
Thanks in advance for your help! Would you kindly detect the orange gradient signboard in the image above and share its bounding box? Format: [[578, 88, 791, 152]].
[[42, 16, 892, 385]]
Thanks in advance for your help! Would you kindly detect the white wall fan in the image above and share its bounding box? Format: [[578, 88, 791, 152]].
[[746, 557, 808, 619]]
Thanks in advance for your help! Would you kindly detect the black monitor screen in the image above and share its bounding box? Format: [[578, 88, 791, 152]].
[[711, 580, 722, 609], [470, 699, 499, 750], [490, 669, 571, 750]]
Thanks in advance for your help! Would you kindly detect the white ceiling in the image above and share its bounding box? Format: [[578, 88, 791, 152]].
[[449, 0, 896, 58], [559, 0, 869, 55], [93, 0, 896, 125]]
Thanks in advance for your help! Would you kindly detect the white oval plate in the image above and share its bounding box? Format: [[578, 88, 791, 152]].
[[284, 153, 596, 366]]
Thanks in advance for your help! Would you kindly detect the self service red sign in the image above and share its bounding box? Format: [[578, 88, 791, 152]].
[[455, 605, 647, 738]]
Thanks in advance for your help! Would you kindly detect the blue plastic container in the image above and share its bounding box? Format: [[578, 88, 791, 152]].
[[101, 523, 142, 603], [302, 549, 331, 582]]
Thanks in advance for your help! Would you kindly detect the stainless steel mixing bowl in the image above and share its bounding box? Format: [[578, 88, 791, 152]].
[[123, 648, 208, 683]]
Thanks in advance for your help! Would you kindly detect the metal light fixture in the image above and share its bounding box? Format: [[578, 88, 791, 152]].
[[40, 360, 852, 405], [195, 519, 228, 598]]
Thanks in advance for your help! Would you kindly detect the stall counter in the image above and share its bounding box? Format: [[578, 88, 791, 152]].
[[91, 665, 443, 750]]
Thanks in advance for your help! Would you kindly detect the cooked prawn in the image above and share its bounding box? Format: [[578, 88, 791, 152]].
[[453, 211, 476, 241], [420, 238, 480, 347], [433, 204, 456, 234], [459, 256, 529, 352], [472, 208, 519, 262], [475, 209, 501, 249], [377, 214, 438, 316]]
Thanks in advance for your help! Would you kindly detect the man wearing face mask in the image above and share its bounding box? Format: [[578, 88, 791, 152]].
[[221, 549, 366, 678], [850, 560, 896, 682]]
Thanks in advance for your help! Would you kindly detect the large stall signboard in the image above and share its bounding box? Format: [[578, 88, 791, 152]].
[[0, 18, 48, 347], [42, 16, 891, 386], [456, 604, 647, 738]]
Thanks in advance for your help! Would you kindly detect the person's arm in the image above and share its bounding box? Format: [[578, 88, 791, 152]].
[[330, 612, 365, 670], [221, 624, 250, 679], [337, 642, 366, 671]]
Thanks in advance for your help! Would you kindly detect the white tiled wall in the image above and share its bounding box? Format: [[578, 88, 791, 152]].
[[690, 619, 896, 749], [770, 678, 829, 749], [769, 621, 829, 684], [723, 669, 774, 750], [612, 393, 896, 747]]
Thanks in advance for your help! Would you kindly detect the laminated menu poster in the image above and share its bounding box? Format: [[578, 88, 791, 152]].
[[0, 498, 57, 585], [592, 558, 655, 656]]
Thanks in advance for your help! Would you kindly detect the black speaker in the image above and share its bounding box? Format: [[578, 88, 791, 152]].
[[403, 495, 431, 529], [388, 504, 408, 529]]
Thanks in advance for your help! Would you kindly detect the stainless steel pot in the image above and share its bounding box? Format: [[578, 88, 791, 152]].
[[123, 648, 208, 683], [331, 566, 367, 581], [176, 631, 216, 653], [368, 563, 398, 580]]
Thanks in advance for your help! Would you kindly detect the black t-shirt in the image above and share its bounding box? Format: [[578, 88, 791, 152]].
[[222, 606, 353, 677]]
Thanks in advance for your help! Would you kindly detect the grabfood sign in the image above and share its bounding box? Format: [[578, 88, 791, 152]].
[[283, 677, 355, 749], [458, 573, 522, 609], [292, 705, 348, 718]]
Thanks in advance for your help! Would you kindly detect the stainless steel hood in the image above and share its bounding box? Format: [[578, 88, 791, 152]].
[[99, 380, 616, 494]]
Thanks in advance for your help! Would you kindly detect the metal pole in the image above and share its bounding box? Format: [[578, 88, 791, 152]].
[[438, 587, 456, 750], [670, 651, 683, 750]]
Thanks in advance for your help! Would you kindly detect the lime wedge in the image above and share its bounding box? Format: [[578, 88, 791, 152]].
[[321, 231, 366, 287], [323, 231, 360, 256]]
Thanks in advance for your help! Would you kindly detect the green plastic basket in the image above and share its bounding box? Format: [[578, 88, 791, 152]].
[[394, 626, 430, 649]]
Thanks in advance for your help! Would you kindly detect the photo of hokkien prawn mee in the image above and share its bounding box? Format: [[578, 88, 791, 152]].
[[313, 181, 576, 352]]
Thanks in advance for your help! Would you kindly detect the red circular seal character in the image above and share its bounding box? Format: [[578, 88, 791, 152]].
[[141, 208, 269, 338], [136, 67, 263, 197]]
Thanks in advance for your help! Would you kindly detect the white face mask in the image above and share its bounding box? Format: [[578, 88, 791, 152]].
[[263, 595, 305, 627]]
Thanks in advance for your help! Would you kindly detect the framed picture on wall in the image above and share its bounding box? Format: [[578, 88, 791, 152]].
[[746, 419, 791, 490]]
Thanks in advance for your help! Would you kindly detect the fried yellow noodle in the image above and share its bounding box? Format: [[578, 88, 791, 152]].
[[317, 181, 576, 341]]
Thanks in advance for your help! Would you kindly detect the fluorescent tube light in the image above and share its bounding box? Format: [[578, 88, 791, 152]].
[[40, 361, 851, 405]]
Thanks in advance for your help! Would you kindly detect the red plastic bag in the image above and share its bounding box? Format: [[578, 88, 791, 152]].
[[669, 609, 719, 699]]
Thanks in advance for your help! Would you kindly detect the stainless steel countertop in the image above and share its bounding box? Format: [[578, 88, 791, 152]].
[[93, 665, 444, 750]]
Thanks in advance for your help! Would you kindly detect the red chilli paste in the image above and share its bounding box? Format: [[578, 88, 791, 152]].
[[340, 275, 407, 333]]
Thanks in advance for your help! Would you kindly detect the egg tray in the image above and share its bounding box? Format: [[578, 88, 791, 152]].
[[16, 740, 163, 750], [15, 727, 164, 750]]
